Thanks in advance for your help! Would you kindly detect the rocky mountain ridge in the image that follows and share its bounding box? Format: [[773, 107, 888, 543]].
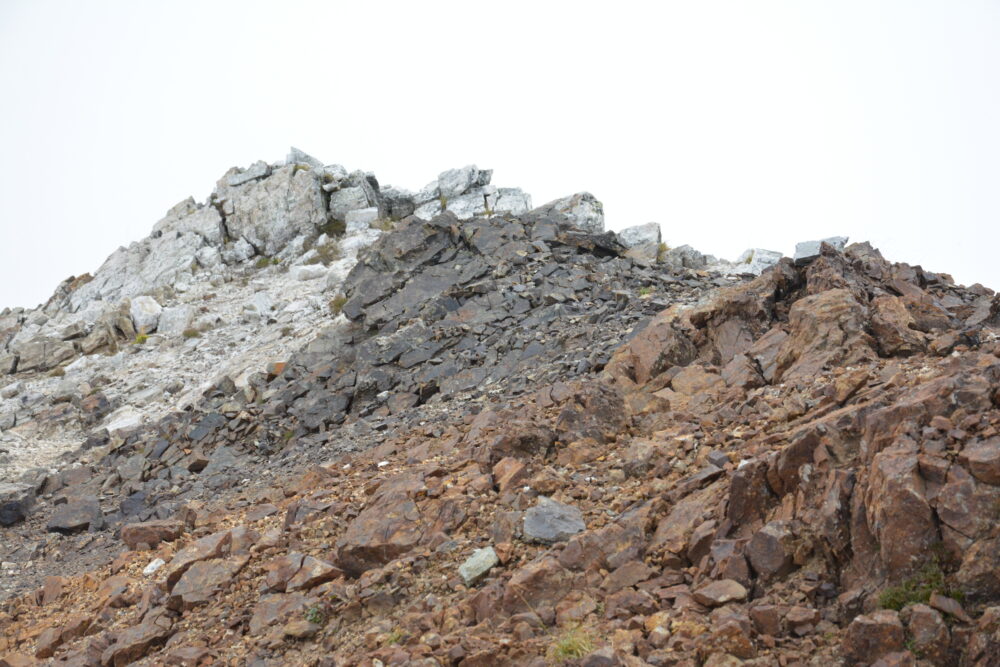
[[1, 150, 998, 666]]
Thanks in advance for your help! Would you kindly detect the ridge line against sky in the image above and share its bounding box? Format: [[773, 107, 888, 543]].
[[1, 0, 998, 309]]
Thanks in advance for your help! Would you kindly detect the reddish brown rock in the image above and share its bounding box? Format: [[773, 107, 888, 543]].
[[746, 521, 795, 580], [120, 519, 184, 550], [164, 529, 232, 588], [101, 607, 174, 667], [903, 604, 951, 665], [167, 556, 247, 611], [336, 493, 423, 576], [866, 448, 937, 574], [671, 366, 723, 396], [502, 556, 575, 614], [692, 579, 747, 607], [870, 295, 926, 356], [749, 604, 784, 637], [959, 437, 1000, 485], [249, 593, 309, 635], [493, 457, 529, 494], [784, 606, 819, 635], [842, 610, 905, 666]]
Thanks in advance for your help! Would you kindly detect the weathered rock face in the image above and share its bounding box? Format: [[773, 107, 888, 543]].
[[3, 155, 1000, 666]]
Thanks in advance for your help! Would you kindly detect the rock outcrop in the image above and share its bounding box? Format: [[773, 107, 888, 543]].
[[2, 152, 999, 666]]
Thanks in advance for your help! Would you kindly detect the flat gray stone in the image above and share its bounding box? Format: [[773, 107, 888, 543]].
[[458, 546, 500, 586], [523, 496, 585, 544], [794, 236, 848, 263], [47, 495, 104, 534], [733, 248, 783, 275]]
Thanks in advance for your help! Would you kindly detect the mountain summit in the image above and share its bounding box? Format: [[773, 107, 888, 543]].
[[1, 149, 998, 666]]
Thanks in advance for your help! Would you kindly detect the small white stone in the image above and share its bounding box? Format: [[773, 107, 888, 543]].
[[377, 461, 389, 468], [143, 558, 166, 576]]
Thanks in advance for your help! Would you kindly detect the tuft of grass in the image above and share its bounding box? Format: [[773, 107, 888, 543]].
[[384, 628, 407, 646], [656, 242, 670, 263], [255, 256, 280, 269], [133, 332, 149, 345], [370, 218, 395, 231], [305, 242, 342, 266], [48, 367, 66, 378], [438, 194, 449, 210], [547, 625, 595, 663], [639, 286, 653, 296], [878, 558, 963, 611], [329, 294, 348, 316], [303, 604, 326, 625], [182, 328, 201, 339]]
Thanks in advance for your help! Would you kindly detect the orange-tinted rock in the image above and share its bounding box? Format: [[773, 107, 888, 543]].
[[249, 593, 308, 635], [336, 493, 423, 576], [100, 607, 174, 667], [164, 529, 232, 588], [502, 556, 575, 614], [959, 437, 1000, 485], [746, 521, 795, 580], [842, 610, 905, 666], [693, 579, 747, 607], [493, 457, 529, 494], [167, 556, 247, 611], [903, 604, 950, 665], [121, 519, 184, 550]]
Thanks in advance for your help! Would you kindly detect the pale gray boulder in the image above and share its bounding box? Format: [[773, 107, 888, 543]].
[[531, 192, 605, 233], [129, 296, 163, 334], [157, 305, 194, 336], [458, 546, 500, 586], [618, 222, 662, 248], [328, 186, 370, 222], [733, 248, 783, 275], [437, 165, 492, 199], [794, 236, 849, 263], [219, 165, 330, 257]]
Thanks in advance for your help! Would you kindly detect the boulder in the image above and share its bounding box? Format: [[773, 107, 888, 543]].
[[730, 248, 783, 275], [793, 236, 848, 263], [523, 497, 585, 544], [531, 192, 604, 233], [156, 306, 194, 336], [167, 557, 247, 611], [618, 223, 661, 248], [842, 610, 905, 665], [0, 483, 34, 526], [693, 579, 748, 607], [129, 296, 162, 334], [121, 519, 184, 550], [459, 547, 500, 587], [345, 206, 379, 230], [47, 496, 103, 534], [959, 437, 1000, 485], [220, 164, 330, 256], [336, 492, 424, 576]]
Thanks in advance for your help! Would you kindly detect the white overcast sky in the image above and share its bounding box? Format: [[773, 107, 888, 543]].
[[1, 1, 998, 309]]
